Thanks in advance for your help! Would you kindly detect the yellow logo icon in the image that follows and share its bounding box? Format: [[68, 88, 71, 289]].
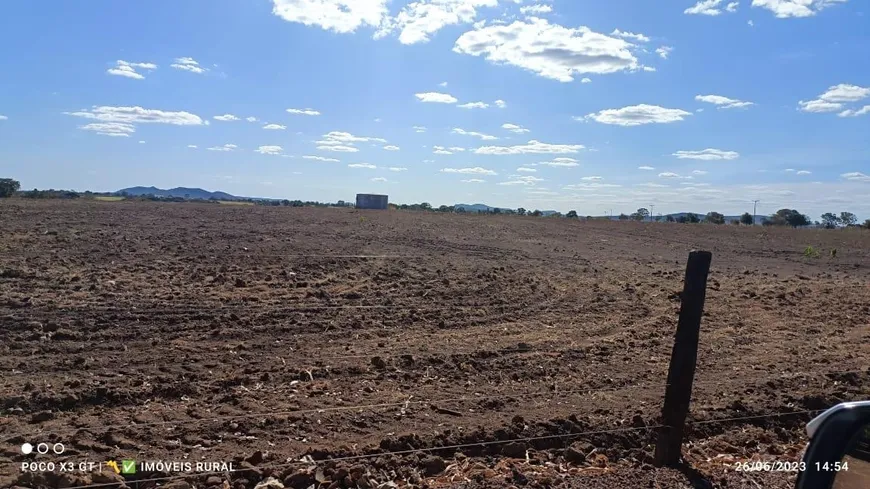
[[105, 460, 120, 474]]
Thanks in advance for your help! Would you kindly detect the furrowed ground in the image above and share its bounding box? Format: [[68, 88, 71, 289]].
[[1, 199, 868, 488]]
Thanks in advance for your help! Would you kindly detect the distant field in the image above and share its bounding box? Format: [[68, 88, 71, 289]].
[[217, 200, 254, 205], [93, 195, 124, 201]]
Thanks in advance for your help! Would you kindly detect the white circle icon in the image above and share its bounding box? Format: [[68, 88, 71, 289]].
[[53, 443, 65, 454], [21, 443, 33, 455], [37, 443, 49, 454]]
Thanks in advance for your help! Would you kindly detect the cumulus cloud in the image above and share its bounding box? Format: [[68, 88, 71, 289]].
[[107, 60, 157, 80], [287, 108, 321, 116], [581, 78, 591, 83], [537, 157, 580, 167], [656, 46, 674, 59], [255, 145, 284, 155], [692, 170, 709, 175], [413, 125, 428, 132], [841, 172, 870, 182], [433, 146, 453, 155], [453, 18, 641, 82], [685, 0, 736, 15], [376, 0, 499, 45], [695, 94, 754, 109], [502, 123, 530, 133], [585, 104, 692, 126], [303, 155, 341, 162], [799, 84, 870, 113], [673, 149, 740, 160], [516, 167, 537, 172], [457, 101, 489, 109], [214, 114, 240, 121], [388, 167, 408, 171], [271, 0, 389, 34], [171, 57, 207, 74], [461, 178, 486, 183], [452, 127, 498, 140], [498, 175, 544, 186], [415, 92, 459, 103], [796, 170, 812, 175], [658, 172, 692, 179], [638, 165, 655, 170], [727, 2, 740, 12], [316, 131, 387, 153], [263, 123, 287, 130], [610, 29, 650, 43], [246, 116, 258, 122], [64, 106, 204, 126], [475, 140, 584, 155], [383, 145, 400, 151], [440, 167, 498, 175], [521, 4, 553, 15], [349, 163, 377, 169], [79, 122, 136, 137], [0, 115, 7, 120], [208, 144, 238, 152], [494, 99, 507, 108], [838, 105, 870, 117], [581, 176, 603, 181], [187, 144, 198, 148], [751, 0, 847, 18], [317, 144, 359, 152]]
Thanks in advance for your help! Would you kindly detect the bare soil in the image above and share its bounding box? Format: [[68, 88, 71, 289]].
[[1, 199, 868, 489]]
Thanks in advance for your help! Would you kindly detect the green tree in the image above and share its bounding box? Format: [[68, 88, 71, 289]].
[[0, 178, 21, 198], [531, 209, 543, 217], [821, 212, 841, 229], [636, 208, 650, 220], [740, 212, 753, 225], [864, 219, 870, 230], [686, 213, 701, 223], [840, 212, 857, 227], [666, 215, 676, 222], [566, 210, 578, 218], [516, 207, 526, 216], [420, 202, 432, 211], [772, 209, 810, 227], [705, 211, 726, 225], [618, 213, 629, 220]]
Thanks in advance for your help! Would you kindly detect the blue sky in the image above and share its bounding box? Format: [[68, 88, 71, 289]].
[[1, 0, 868, 217]]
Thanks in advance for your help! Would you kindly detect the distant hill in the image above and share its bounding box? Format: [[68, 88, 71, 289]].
[[454, 203, 559, 215], [117, 186, 239, 200]]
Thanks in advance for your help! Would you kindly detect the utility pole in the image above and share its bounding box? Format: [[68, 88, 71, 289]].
[[752, 200, 760, 226], [649, 204, 655, 222]]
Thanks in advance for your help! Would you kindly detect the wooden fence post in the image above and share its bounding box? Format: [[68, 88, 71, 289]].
[[654, 250, 712, 466]]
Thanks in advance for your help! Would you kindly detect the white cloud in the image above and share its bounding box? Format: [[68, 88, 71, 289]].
[[287, 108, 321, 116], [457, 101, 490, 109], [452, 127, 498, 140], [841, 172, 870, 182], [586, 104, 692, 126], [636, 182, 669, 188], [255, 145, 284, 155], [498, 175, 544, 186], [516, 167, 537, 172], [187, 144, 198, 149], [171, 57, 207, 74], [673, 149, 740, 160], [416, 92, 459, 103], [799, 84, 869, 113], [796, 170, 812, 175], [692, 170, 709, 175], [214, 114, 240, 121], [476, 140, 584, 155], [751, 0, 847, 19], [659, 172, 691, 179], [317, 144, 359, 152], [461, 178, 486, 183], [656, 46, 674, 59], [521, 4, 553, 15], [208, 144, 238, 152], [638, 165, 655, 170], [349, 163, 378, 169], [246, 116, 258, 122], [433, 146, 453, 154], [581, 77, 591, 83], [371, 177, 388, 182], [610, 29, 650, 43], [413, 125, 428, 132], [439, 81, 448, 87], [685, 0, 731, 15], [494, 99, 507, 108], [271, 0, 389, 34], [448, 146, 466, 152], [303, 155, 341, 162], [581, 176, 603, 181], [263, 123, 287, 130], [748, 19, 755, 25], [838, 105, 870, 117], [0, 115, 7, 120], [695, 94, 754, 109], [727, 1, 740, 12], [107, 60, 157, 79], [784, 168, 795, 172], [440, 167, 498, 175], [79, 122, 136, 137], [453, 18, 641, 82], [383, 145, 400, 151], [502, 123, 530, 133], [138, 140, 145, 144], [377, 0, 499, 45], [65, 106, 204, 126], [537, 157, 580, 167], [388, 167, 408, 171]]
